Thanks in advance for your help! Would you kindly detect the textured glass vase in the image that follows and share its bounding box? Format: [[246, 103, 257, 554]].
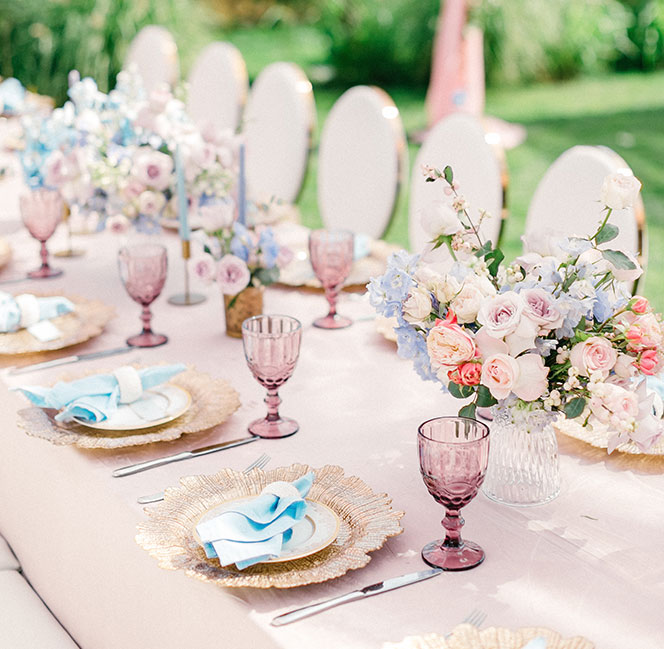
[[482, 403, 560, 506]]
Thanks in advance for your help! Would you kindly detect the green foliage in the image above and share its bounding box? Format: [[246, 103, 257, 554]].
[[458, 403, 477, 419], [448, 382, 475, 399], [319, 0, 439, 87], [564, 397, 586, 419], [0, 0, 204, 105], [476, 386, 497, 408], [601, 249, 637, 269], [595, 222, 620, 244]]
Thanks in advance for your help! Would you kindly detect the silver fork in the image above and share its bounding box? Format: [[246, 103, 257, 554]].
[[460, 608, 487, 629], [137, 453, 271, 504]]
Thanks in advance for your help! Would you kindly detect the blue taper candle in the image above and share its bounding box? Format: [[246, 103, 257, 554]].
[[175, 144, 190, 241], [238, 142, 246, 225]]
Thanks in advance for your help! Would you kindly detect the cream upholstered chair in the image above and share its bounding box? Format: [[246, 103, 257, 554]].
[[186, 42, 248, 134], [318, 86, 407, 239], [525, 145, 646, 291], [0, 532, 78, 647], [409, 112, 505, 258], [243, 62, 315, 204], [124, 25, 179, 93]]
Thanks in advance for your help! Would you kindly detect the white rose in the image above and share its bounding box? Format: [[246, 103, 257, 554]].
[[600, 172, 642, 210], [451, 283, 483, 324], [414, 267, 459, 304], [419, 200, 461, 240], [403, 287, 433, 325]]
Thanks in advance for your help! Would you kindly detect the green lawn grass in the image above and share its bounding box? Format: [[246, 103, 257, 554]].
[[191, 24, 664, 309]]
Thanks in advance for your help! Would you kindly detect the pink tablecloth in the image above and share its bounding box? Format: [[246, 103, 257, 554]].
[[0, 227, 662, 649]]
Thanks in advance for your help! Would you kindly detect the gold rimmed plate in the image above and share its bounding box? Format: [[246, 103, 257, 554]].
[[195, 498, 341, 564], [136, 464, 404, 588], [73, 384, 192, 432]]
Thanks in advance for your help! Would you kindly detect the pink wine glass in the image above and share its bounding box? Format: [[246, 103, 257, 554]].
[[118, 243, 168, 348], [242, 315, 302, 438], [20, 189, 63, 279], [309, 229, 354, 329], [418, 416, 490, 571]]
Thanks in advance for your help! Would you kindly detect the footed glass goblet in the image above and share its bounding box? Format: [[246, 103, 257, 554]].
[[118, 243, 168, 348], [418, 416, 490, 571], [20, 189, 63, 278], [308, 229, 354, 329], [242, 315, 302, 438]]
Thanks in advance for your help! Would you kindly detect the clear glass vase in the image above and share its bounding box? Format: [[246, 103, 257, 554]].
[[482, 402, 560, 506]]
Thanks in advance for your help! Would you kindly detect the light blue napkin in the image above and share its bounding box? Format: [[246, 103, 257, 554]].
[[0, 78, 26, 114], [0, 292, 75, 333], [14, 364, 186, 423], [521, 638, 547, 649], [196, 472, 315, 570]]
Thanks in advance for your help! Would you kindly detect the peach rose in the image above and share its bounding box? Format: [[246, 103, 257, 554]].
[[480, 353, 549, 401], [480, 353, 518, 400], [569, 337, 617, 377], [449, 362, 482, 386], [426, 318, 477, 378]]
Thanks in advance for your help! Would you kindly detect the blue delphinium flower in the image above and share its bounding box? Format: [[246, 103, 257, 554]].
[[258, 229, 279, 268]]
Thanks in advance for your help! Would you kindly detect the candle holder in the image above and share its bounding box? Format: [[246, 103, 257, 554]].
[[54, 204, 85, 258], [168, 240, 207, 306]]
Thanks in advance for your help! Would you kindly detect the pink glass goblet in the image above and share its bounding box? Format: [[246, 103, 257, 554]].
[[118, 243, 168, 348], [242, 315, 302, 439], [20, 189, 63, 279], [308, 229, 354, 329], [418, 416, 490, 571]]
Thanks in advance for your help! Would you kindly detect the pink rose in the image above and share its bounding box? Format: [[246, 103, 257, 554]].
[[426, 316, 477, 379], [521, 288, 564, 332], [131, 148, 173, 192], [189, 253, 217, 285], [105, 214, 131, 234], [217, 254, 250, 295], [480, 353, 549, 401], [625, 314, 662, 350], [613, 353, 637, 379], [477, 292, 525, 338], [480, 354, 518, 400], [637, 349, 662, 376], [630, 296, 649, 315], [123, 179, 146, 200], [569, 337, 617, 377], [449, 362, 482, 386], [275, 246, 294, 269]]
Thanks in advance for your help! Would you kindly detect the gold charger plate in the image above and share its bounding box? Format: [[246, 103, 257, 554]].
[[16, 366, 241, 449], [0, 294, 115, 355], [136, 463, 404, 588], [554, 417, 664, 456], [384, 623, 594, 649]]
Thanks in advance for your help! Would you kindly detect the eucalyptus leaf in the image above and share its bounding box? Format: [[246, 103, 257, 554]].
[[601, 249, 636, 270], [595, 223, 619, 244], [443, 165, 453, 184], [564, 397, 586, 419]]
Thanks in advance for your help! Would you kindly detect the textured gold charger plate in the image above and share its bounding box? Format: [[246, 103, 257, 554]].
[[554, 417, 664, 456], [384, 623, 594, 649], [16, 367, 240, 449], [0, 294, 114, 355], [136, 463, 404, 589]]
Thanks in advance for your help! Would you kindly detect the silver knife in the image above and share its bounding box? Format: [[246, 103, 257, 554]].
[[271, 568, 443, 626], [9, 346, 133, 375], [112, 436, 259, 478]]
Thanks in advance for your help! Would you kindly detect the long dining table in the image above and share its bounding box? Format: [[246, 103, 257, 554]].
[[0, 222, 663, 649]]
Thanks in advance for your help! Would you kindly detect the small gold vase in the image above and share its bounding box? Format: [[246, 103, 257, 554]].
[[223, 286, 264, 338]]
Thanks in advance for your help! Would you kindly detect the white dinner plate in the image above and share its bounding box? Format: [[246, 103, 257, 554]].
[[196, 498, 341, 564], [73, 384, 192, 432]]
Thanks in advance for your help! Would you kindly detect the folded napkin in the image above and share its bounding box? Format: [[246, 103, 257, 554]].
[[15, 364, 186, 423], [197, 472, 315, 570], [0, 291, 74, 333]]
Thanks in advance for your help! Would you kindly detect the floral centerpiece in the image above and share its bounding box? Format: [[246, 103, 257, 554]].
[[369, 165, 663, 459], [20, 70, 238, 234], [189, 208, 292, 336]]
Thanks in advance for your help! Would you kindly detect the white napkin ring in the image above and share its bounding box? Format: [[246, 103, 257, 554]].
[[260, 481, 301, 501], [15, 294, 40, 328], [113, 366, 143, 404]]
